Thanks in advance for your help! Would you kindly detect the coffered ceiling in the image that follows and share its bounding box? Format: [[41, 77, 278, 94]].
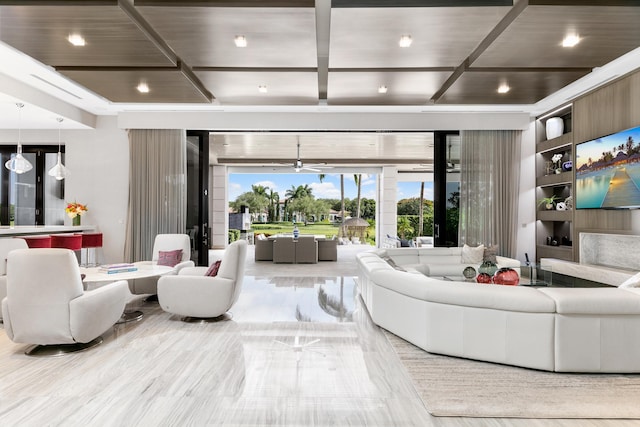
[[0, 0, 638, 107], [0, 0, 638, 172]]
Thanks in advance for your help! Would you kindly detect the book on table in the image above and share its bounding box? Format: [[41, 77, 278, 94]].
[[98, 263, 138, 274]]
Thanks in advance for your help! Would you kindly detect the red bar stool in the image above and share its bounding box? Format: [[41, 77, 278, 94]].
[[20, 235, 52, 248], [78, 232, 103, 267], [50, 234, 83, 264]]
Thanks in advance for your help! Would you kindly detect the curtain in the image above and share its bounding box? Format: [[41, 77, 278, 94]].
[[458, 130, 522, 258], [124, 129, 187, 262]]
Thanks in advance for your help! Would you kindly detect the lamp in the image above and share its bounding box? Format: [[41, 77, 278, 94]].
[[48, 117, 68, 180], [5, 103, 32, 174]]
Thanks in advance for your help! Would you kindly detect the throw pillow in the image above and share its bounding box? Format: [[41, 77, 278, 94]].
[[205, 260, 222, 277], [461, 244, 485, 264], [620, 272, 640, 288], [483, 245, 499, 263], [157, 249, 183, 267]]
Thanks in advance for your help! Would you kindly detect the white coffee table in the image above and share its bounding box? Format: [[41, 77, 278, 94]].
[[81, 262, 175, 322]]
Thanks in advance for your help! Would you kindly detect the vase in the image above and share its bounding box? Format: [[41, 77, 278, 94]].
[[72, 215, 81, 226], [493, 268, 520, 286], [545, 117, 564, 139]]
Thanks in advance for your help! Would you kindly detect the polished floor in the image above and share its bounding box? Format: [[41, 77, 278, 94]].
[[0, 245, 637, 426]]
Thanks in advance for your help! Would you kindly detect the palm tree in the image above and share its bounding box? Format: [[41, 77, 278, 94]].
[[354, 174, 362, 218], [267, 188, 279, 222], [418, 181, 425, 236], [340, 174, 346, 236], [251, 184, 268, 197]]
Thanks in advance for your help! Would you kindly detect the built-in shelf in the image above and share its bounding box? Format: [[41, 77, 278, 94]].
[[537, 172, 572, 187], [535, 104, 574, 262], [536, 132, 573, 154], [536, 244, 573, 261], [537, 210, 572, 221]]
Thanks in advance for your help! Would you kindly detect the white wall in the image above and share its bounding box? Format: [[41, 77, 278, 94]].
[[66, 116, 129, 263]]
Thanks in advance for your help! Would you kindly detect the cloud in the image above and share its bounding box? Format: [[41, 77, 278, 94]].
[[309, 181, 341, 199], [228, 182, 243, 200], [254, 180, 278, 192]]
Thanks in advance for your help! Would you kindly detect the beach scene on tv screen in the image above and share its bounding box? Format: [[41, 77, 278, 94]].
[[576, 125, 640, 209]]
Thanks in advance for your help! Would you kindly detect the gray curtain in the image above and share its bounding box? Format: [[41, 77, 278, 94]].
[[124, 129, 187, 262], [458, 130, 522, 258]]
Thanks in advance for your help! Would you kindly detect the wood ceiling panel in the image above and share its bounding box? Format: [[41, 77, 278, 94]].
[[194, 71, 318, 105], [473, 5, 640, 68], [58, 69, 211, 103], [0, 5, 174, 67], [329, 6, 510, 68], [437, 69, 590, 104], [136, 6, 317, 67], [327, 71, 452, 105]]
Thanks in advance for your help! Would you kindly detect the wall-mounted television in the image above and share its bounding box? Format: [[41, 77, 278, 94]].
[[575, 124, 640, 209]]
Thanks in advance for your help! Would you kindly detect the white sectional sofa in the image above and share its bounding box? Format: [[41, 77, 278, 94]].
[[356, 248, 640, 373], [372, 246, 521, 277]]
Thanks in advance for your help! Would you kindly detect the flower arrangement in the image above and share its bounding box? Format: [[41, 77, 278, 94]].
[[66, 201, 88, 220]]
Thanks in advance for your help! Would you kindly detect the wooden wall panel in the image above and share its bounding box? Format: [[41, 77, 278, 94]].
[[573, 73, 634, 144], [569, 69, 640, 261]]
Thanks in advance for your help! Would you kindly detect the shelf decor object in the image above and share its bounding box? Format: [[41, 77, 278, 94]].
[[546, 117, 564, 139]]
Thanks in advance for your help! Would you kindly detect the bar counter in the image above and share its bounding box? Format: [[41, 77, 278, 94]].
[[0, 225, 96, 237]]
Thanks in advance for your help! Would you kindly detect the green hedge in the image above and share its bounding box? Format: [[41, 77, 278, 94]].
[[228, 229, 240, 243]]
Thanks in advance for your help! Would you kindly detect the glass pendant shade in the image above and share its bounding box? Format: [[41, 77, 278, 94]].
[[47, 117, 68, 180], [5, 152, 33, 174], [48, 151, 68, 180], [5, 103, 33, 174]]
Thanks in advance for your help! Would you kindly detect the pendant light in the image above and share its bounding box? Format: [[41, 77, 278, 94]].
[[5, 103, 33, 174], [48, 117, 68, 180]]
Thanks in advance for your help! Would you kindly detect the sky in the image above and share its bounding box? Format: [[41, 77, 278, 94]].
[[575, 125, 640, 169], [228, 173, 436, 202]]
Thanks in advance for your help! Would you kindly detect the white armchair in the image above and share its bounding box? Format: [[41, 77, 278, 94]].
[[2, 248, 128, 356], [158, 240, 247, 321], [0, 237, 28, 322], [129, 233, 195, 295]]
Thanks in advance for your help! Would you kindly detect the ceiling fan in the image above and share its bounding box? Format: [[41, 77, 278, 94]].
[[283, 140, 333, 173], [446, 142, 460, 173]]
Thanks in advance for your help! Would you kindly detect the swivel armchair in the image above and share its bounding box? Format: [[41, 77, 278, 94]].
[[2, 249, 128, 356], [158, 240, 247, 321], [129, 233, 195, 295], [0, 238, 28, 322]]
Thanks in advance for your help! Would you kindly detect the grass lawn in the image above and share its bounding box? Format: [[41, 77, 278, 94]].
[[250, 221, 377, 245], [251, 222, 341, 238]]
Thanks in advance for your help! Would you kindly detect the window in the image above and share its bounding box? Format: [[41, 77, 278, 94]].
[[0, 146, 65, 226]]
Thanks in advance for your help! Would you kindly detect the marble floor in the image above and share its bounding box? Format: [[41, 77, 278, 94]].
[[0, 245, 637, 426]]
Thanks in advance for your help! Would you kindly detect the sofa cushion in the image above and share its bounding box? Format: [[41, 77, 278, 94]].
[[205, 260, 222, 277], [483, 245, 499, 263], [373, 269, 556, 313], [157, 249, 183, 267], [461, 244, 485, 264], [539, 288, 640, 315], [620, 272, 640, 288]]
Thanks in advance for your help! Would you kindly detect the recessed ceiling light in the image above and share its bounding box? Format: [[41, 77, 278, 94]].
[[258, 85, 268, 93], [497, 84, 510, 94], [67, 34, 85, 47], [399, 35, 412, 48], [562, 34, 581, 48], [234, 35, 247, 47], [378, 85, 388, 94], [137, 82, 149, 93]]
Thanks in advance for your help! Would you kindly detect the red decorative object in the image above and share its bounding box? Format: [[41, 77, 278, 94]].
[[493, 267, 520, 286], [476, 272, 493, 284]]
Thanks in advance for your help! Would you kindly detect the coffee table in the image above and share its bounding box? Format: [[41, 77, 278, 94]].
[[81, 262, 175, 322]]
